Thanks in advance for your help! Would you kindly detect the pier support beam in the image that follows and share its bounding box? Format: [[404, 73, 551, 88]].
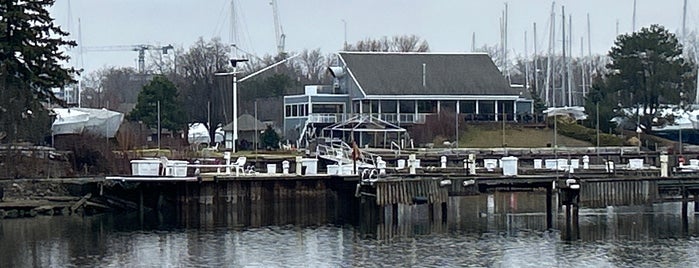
[[546, 186, 553, 229]]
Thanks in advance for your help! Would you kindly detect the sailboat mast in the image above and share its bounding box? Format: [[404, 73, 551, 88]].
[[545, 3, 555, 107], [534, 23, 539, 95], [581, 37, 586, 99], [587, 13, 592, 96], [568, 14, 573, 106], [230, 0, 238, 57], [562, 6, 567, 107], [632, 0, 637, 32], [683, 0, 688, 43], [525, 31, 529, 90]]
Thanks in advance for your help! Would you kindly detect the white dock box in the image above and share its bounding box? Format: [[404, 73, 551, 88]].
[[166, 160, 189, 177], [501, 156, 518, 176], [483, 159, 498, 170], [629, 158, 644, 170], [131, 159, 161, 176], [301, 158, 318, 175], [267, 164, 277, 174], [326, 164, 339, 175], [534, 159, 543, 169]]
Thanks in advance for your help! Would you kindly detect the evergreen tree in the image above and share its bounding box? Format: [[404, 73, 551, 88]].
[[128, 75, 186, 133], [595, 25, 694, 132], [259, 125, 280, 149], [0, 0, 77, 143]]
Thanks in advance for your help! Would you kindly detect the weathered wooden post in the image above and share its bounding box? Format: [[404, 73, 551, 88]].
[[408, 154, 416, 175], [660, 154, 668, 177], [295, 156, 302, 175]]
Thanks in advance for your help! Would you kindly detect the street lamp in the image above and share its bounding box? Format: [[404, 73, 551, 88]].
[[215, 54, 299, 152], [215, 58, 248, 152]]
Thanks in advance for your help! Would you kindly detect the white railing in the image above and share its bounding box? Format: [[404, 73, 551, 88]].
[[316, 140, 378, 168], [378, 113, 428, 124], [307, 113, 342, 123]]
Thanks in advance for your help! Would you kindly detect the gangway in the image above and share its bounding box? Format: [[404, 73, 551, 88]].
[[315, 139, 377, 169]]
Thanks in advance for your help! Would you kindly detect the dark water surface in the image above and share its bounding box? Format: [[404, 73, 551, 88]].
[[1, 194, 699, 267]]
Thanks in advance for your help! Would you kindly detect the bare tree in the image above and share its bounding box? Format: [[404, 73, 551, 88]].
[[392, 35, 429, 52], [346, 35, 429, 52], [298, 48, 326, 83], [172, 37, 231, 138], [80, 67, 143, 112]]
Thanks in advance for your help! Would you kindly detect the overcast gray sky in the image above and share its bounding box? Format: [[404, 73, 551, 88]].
[[50, 0, 696, 75]]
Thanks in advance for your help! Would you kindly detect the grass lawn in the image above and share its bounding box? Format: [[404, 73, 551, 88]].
[[459, 124, 593, 148]]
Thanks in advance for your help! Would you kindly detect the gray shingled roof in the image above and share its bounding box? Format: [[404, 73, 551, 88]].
[[222, 114, 266, 131], [339, 52, 517, 96]]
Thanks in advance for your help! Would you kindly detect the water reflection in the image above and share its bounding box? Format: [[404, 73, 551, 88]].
[[1, 192, 698, 267]]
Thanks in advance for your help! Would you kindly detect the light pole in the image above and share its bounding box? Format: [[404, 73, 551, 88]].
[[215, 58, 248, 152], [215, 54, 299, 152]]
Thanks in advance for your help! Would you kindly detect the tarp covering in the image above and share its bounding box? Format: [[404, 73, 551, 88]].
[[52, 108, 124, 137], [188, 123, 211, 144], [52, 108, 89, 135], [543, 106, 587, 120]]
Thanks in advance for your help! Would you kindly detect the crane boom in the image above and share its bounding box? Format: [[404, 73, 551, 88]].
[[270, 0, 285, 54], [82, 44, 174, 73]]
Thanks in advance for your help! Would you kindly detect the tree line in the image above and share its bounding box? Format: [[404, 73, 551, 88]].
[[3, 0, 693, 149]]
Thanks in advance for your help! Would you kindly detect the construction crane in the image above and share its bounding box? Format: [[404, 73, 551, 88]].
[[270, 0, 285, 55], [82, 44, 174, 74]]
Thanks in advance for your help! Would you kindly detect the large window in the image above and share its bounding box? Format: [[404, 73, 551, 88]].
[[399, 100, 416, 113], [460, 100, 476, 114], [361, 100, 370, 114], [381, 100, 397, 113], [312, 104, 343, 113], [440, 101, 457, 113], [370, 100, 380, 114], [479, 100, 495, 114], [285, 104, 310, 117], [417, 100, 436, 113], [499, 100, 514, 114]]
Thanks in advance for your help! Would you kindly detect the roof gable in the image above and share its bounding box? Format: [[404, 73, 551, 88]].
[[339, 52, 517, 96]]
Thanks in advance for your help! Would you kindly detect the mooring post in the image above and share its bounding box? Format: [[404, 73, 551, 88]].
[[392, 203, 398, 226], [441, 202, 448, 224], [682, 188, 689, 220], [139, 187, 144, 215], [546, 185, 553, 229], [156, 188, 164, 211]]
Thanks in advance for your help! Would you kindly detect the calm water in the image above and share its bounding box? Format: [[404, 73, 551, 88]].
[[1, 194, 699, 267]]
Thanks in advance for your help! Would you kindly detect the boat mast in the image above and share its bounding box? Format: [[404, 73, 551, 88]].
[[632, 0, 637, 32], [568, 14, 573, 106], [562, 6, 566, 107], [525, 30, 529, 90], [545, 2, 555, 107], [534, 23, 539, 95], [587, 13, 592, 97]]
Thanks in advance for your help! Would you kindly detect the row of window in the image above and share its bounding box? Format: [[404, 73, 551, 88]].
[[357, 100, 516, 114], [285, 104, 345, 117], [285, 100, 521, 117]]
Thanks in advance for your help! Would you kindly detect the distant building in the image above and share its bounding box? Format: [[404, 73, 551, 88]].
[[284, 52, 533, 147], [223, 114, 267, 150]]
